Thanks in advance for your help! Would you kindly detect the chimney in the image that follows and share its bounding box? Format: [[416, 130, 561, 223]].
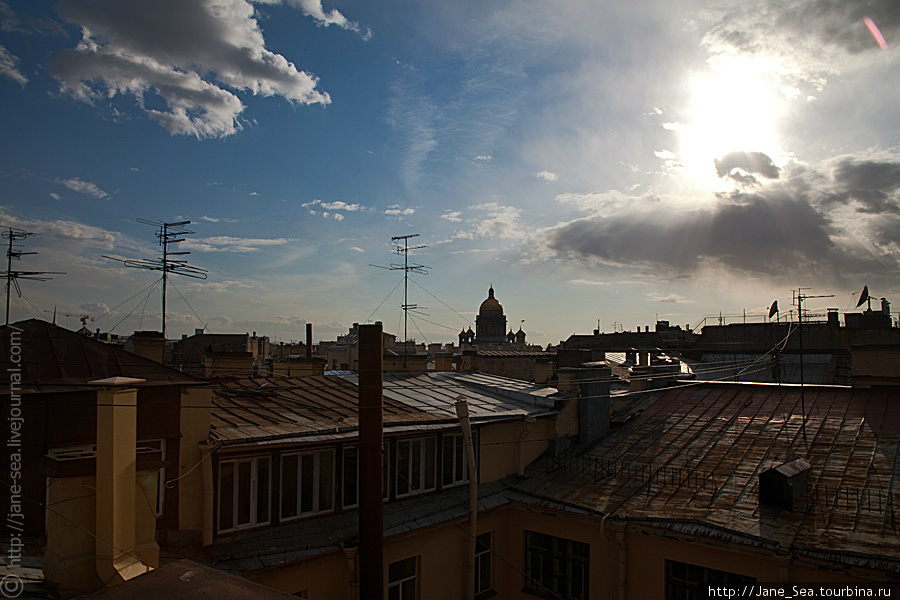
[[306, 323, 313, 358], [576, 363, 611, 446], [125, 331, 165, 364], [195, 328, 204, 336], [358, 323, 384, 600], [91, 377, 154, 586]]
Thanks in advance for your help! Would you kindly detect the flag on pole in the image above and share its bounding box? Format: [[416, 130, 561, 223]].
[[768, 300, 779, 319], [856, 285, 869, 308]]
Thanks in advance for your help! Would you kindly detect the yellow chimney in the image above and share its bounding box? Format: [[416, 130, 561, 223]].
[[91, 377, 153, 586]]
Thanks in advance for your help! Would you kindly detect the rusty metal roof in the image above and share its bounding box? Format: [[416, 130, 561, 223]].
[[210, 371, 560, 447], [0, 320, 203, 394], [514, 381, 900, 565]]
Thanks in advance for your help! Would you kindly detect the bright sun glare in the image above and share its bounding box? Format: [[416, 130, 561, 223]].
[[677, 57, 786, 190]]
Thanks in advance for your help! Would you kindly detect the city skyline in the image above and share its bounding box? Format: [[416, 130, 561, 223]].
[[1, 0, 898, 345]]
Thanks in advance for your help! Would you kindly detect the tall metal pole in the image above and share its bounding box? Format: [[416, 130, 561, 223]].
[[162, 222, 168, 337], [359, 322, 384, 600], [797, 290, 806, 442], [5, 229, 12, 325]]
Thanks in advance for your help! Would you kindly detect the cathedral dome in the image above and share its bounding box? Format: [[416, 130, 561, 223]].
[[479, 286, 503, 313]]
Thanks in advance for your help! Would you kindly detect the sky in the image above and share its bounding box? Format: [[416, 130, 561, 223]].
[[0, 0, 899, 347]]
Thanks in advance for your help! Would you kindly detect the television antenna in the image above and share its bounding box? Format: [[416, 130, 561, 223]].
[[104, 219, 207, 337], [2, 227, 65, 325], [793, 288, 833, 442], [370, 234, 430, 368]]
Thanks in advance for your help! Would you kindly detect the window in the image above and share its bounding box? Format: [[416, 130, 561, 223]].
[[524, 531, 589, 600], [137, 439, 166, 518], [475, 532, 493, 598], [395, 437, 436, 498], [218, 456, 271, 532], [342, 445, 359, 508], [442, 432, 471, 487], [281, 449, 335, 519], [388, 556, 417, 600], [666, 560, 755, 600]]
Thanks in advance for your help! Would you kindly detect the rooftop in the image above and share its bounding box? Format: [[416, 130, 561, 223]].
[[0, 320, 202, 394], [210, 371, 560, 448], [514, 381, 900, 570]]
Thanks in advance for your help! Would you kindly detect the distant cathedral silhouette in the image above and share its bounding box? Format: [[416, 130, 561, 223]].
[[459, 285, 525, 348]]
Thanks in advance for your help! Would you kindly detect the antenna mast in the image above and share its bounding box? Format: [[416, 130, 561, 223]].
[[2, 227, 65, 325], [793, 287, 834, 442], [104, 219, 207, 337]]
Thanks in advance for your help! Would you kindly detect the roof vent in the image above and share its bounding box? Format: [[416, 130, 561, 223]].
[[759, 458, 811, 513]]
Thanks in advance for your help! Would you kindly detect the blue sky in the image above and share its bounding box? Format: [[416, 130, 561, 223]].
[[1, 0, 899, 346]]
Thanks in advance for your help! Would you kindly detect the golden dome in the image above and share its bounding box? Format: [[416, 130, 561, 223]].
[[479, 286, 503, 313]]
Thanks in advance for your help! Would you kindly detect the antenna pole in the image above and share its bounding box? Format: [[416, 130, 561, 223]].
[[5, 229, 12, 325], [2, 227, 65, 325], [391, 234, 427, 368], [104, 219, 207, 338], [793, 287, 834, 443]]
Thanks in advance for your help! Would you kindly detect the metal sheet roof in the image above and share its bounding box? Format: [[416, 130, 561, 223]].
[[513, 382, 900, 564], [210, 371, 559, 446], [0, 320, 203, 394]]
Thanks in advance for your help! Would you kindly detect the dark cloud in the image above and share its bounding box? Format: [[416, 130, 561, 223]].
[[828, 157, 900, 215], [714, 151, 781, 185], [703, 0, 900, 77], [545, 179, 892, 280]]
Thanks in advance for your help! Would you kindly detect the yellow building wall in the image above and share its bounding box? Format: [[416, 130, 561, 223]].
[[478, 418, 555, 483], [242, 501, 896, 600], [178, 386, 213, 533]]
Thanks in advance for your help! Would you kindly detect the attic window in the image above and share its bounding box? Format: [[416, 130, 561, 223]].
[[759, 458, 811, 513]]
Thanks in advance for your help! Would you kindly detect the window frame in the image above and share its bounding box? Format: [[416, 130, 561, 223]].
[[394, 436, 437, 498], [217, 454, 271, 534], [475, 531, 493, 598], [280, 447, 336, 521], [665, 559, 756, 600], [523, 530, 589, 600], [388, 556, 418, 600]]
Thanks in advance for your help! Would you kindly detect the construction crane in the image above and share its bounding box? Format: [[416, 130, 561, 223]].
[[43, 308, 93, 329]]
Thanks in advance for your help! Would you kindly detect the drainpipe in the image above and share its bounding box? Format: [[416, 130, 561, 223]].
[[359, 323, 384, 600], [610, 521, 627, 600], [342, 544, 359, 600], [455, 398, 477, 600], [199, 442, 216, 547]]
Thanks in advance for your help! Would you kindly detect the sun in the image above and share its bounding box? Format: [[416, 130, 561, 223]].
[[676, 56, 787, 190]]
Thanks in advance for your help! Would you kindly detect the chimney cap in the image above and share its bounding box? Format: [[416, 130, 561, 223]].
[[89, 376, 146, 387]]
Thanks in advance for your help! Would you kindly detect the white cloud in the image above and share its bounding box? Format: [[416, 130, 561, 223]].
[[59, 177, 109, 199], [535, 170, 558, 182], [654, 149, 676, 160], [441, 210, 462, 222], [474, 155, 492, 162], [278, 0, 372, 40], [649, 293, 694, 304], [182, 235, 290, 252], [320, 200, 361, 211], [49, 193, 62, 200], [348, 246, 364, 252], [0, 44, 27, 85], [472, 202, 524, 239], [50, 0, 340, 138], [385, 205, 415, 216], [568, 279, 608, 286]]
